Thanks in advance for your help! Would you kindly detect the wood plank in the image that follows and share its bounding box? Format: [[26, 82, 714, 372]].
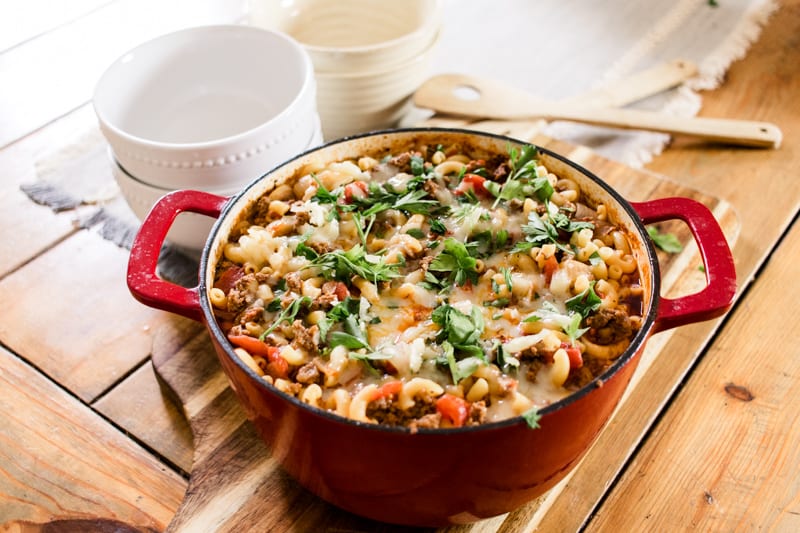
[[537, 1, 800, 529], [587, 216, 800, 532], [0, 106, 100, 277], [0, 0, 245, 148], [0, 230, 166, 402], [0, 346, 186, 529], [93, 359, 195, 474]]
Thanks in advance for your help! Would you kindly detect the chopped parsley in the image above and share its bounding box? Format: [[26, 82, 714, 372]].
[[260, 296, 312, 339], [512, 210, 594, 254], [307, 244, 400, 284], [647, 226, 684, 254], [486, 144, 553, 207], [566, 281, 602, 317], [523, 301, 589, 343], [429, 237, 480, 287], [522, 406, 541, 429], [432, 304, 486, 361]]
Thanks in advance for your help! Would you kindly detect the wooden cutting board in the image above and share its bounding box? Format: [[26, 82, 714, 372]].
[[151, 126, 740, 532]]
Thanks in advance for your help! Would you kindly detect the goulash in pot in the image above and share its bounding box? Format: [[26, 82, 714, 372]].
[[210, 140, 643, 430]]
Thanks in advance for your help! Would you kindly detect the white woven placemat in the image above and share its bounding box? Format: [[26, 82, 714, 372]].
[[423, 0, 777, 167]]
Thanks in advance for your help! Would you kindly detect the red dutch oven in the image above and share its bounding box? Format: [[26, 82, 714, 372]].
[[127, 129, 736, 527]]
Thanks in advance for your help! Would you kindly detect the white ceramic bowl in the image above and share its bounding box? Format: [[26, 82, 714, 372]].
[[94, 25, 317, 191], [250, 0, 442, 73], [112, 116, 323, 253], [314, 31, 441, 140]]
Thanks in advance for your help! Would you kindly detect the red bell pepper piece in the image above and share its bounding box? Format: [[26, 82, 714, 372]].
[[214, 265, 244, 293], [561, 342, 583, 369], [454, 173, 490, 197], [436, 394, 470, 427], [227, 334, 289, 378], [543, 255, 559, 285], [343, 180, 369, 203], [371, 380, 403, 401]]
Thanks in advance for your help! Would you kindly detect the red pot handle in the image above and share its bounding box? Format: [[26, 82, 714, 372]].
[[127, 190, 229, 322], [632, 197, 736, 334]]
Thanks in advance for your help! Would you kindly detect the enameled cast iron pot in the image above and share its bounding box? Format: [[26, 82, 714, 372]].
[[127, 129, 736, 527]]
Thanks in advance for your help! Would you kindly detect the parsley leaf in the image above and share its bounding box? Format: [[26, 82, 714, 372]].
[[431, 304, 486, 362], [494, 340, 520, 372], [307, 244, 400, 284], [647, 226, 684, 254], [311, 175, 340, 205], [429, 237, 480, 287], [512, 210, 595, 254], [488, 144, 553, 207], [565, 281, 602, 317], [523, 301, 589, 343], [522, 406, 541, 429], [353, 184, 442, 217], [260, 296, 312, 339]]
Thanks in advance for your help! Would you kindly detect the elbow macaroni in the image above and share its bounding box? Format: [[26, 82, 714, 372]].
[[212, 139, 644, 429]]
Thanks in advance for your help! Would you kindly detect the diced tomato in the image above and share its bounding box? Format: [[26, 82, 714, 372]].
[[343, 180, 369, 203], [371, 380, 403, 401], [227, 334, 288, 378], [214, 265, 244, 293], [543, 255, 559, 285], [561, 342, 583, 369], [454, 173, 490, 197], [436, 394, 470, 427], [333, 281, 349, 301]]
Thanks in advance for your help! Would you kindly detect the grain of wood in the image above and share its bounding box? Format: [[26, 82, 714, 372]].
[[587, 212, 800, 532], [0, 231, 164, 402], [0, 346, 186, 529], [93, 360, 195, 474]]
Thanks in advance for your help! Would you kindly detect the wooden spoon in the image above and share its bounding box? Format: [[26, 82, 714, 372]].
[[414, 73, 782, 148], [564, 59, 698, 107]]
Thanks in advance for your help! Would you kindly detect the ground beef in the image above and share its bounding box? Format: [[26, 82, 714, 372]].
[[291, 320, 319, 352], [295, 361, 321, 384], [586, 308, 635, 345], [239, 305, 264, 325], [467, 400, 487, 426], [308, 240, 335, 255], [226, 273, 258, 313], [285, 271, 303, 293], [367, 391, 437, 427], [525, 358, 545, 383], [389, 151, 416, 172], [493, 162, 510, 182], [312, 281, 344, 310], [249, 195, 273, 227], [408, 413, 442, 433]]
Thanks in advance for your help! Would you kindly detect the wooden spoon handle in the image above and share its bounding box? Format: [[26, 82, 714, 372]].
[[566, 59, 698, 107], [551, 105, 781, 148], [413, 74, 783, 148]]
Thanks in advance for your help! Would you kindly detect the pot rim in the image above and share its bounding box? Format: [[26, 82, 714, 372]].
[[197, 127, 661, 434]]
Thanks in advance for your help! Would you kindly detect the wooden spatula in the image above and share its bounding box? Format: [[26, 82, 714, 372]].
[[413, 74, 782, 148]]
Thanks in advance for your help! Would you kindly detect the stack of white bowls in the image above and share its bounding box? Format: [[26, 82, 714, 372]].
[[93, 25, 323, 253], [250, 0, 442, 140]]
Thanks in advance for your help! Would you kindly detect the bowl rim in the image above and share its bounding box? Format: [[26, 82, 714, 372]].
[[93, 24, 316, 152], [286, 0, 443, 57], [198, 127, 661, 435]]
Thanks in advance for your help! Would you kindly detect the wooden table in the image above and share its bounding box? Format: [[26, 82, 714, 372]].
[[1, 1, 798, 531]]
